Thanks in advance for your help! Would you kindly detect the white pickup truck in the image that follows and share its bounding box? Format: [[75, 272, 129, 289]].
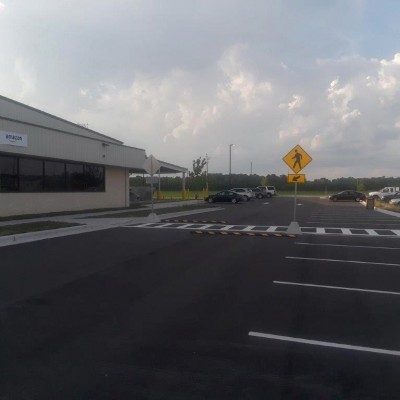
[[368, 187, 400, 200], [257, 186, 277, 197]]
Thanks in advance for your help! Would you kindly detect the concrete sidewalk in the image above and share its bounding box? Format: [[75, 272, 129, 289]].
[[0, 200, 220, 247]]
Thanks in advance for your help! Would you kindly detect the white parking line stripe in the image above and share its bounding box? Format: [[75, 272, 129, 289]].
[[266, 226, 280, 232], [310, 222, 400, 225], [365, 229, 380, 236], [341, 228, 352, 235], [176, 224, 197, 229], [316, 228, 325, 234], [273, 280, 400, 296], [135, 223, 154, 227], [286, 256, 400, 267], [218, 225, 235, 231], [195, 224, 215, 230], [296, 242, 400, 250], [242, 226, 256, 231], [392, 230, 400, 236], [248, 332, 400, 357]]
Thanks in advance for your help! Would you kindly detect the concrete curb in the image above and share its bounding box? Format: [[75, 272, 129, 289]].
[[0, 207, 223, 247], [375, 208, 400, 218]]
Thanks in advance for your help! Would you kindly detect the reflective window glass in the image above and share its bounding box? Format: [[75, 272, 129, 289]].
[[0, 155, 18, 191], [84, 165, 105, 191], [66, 163, 85, 191], [19, 158, 44, 192], [44, 161, 66, 191]]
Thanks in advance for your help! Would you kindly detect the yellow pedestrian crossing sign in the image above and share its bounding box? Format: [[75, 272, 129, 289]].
[[283, 145, 312, 173], [288, 174, 305, 183]]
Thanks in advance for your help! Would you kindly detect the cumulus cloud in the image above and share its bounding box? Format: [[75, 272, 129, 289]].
[[3, 1, 400, 178], [279, 95, 304, 111], [217, 44, 273, 114], [69, 51, 400, 178]]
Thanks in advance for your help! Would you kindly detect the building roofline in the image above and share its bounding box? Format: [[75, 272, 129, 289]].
[[0, 115, 146, 152], [0, 94, 123, 144]]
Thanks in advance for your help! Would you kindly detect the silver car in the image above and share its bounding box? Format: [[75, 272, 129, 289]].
[[230, 188, 254, 201]]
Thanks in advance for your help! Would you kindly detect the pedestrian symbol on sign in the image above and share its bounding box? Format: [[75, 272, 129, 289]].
[[292, 149, 302, 170]]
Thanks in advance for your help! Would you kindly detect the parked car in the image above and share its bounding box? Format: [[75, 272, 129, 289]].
[[389, 197, 400, 205], [246, 188, 256, 197], [257, 186, 277, 196], [381, 192, 400, 203], [329, 190, 366, 202], [250, 188, 269, 199], [204, 190, 243, 204], [230, 188, 254, 201]]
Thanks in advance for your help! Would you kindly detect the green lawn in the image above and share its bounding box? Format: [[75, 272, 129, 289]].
[[0, 204, 145, 222], [83, 204, 212, 218], [157, 190, 330, 199]]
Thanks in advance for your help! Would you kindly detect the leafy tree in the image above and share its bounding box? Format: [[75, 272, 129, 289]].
[[357, 179, 366, 192], [189, 157, 207, 178], [187, 156, 208, 190]]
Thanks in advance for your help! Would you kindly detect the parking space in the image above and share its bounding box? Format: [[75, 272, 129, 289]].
[[2, 195, 400, 398], [252, 230, 400, 363], [296, 197, 400, 230]]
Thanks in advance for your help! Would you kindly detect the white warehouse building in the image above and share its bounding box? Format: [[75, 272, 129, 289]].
[[0, 95, 187, 217]]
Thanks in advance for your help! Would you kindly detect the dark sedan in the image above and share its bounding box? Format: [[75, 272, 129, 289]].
[[329, 190, 366, 202], [204, 190, 243, 204]]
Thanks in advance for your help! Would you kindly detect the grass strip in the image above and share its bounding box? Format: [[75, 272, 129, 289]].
[[0, 204, 146, 222], [374, 201, 400, 213], [0, 221, 82, 237], [82, 204, 215, 218]]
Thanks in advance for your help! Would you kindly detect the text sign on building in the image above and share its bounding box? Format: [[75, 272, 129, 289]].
[[0, 131, 28, 147], [282, 144, 312, 173], [287, 174, 306, 183]]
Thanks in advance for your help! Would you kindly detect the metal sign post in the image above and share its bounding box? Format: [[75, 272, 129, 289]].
[[283, 145, 312, 233], [143, 155, 161, 222], [293, 182, 298, 222]]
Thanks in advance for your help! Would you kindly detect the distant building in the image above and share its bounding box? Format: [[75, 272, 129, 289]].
[[0, 95, 186, 217]]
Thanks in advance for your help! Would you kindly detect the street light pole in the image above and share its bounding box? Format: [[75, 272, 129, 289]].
[[206, 153, 209, 192], [229, 144, 234, 186]]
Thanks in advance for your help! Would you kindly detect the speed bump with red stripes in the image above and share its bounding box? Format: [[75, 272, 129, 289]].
[[191, 230, 297, 238]]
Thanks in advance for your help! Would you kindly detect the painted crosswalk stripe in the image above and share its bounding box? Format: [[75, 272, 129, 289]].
[[123, 223, 400, 237]]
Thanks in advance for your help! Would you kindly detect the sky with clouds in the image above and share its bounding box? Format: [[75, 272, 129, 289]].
[[1, 0, 400, 179]]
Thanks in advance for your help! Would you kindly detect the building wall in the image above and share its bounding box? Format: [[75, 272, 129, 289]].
[[0, 166, 129, 217], [0, 117, 146, 170]]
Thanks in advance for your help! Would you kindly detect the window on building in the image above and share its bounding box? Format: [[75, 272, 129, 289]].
[[84, 165, 105, 191], [44, 161, 66, 191], [66, 163, 85, 191], [19, 157, 44, 192], [0, 155, 18, 191], [0, 156, 105, 193]]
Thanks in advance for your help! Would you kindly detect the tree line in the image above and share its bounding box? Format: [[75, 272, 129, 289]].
[[130, 173, 400, 192], [129, 155, 400, 192]]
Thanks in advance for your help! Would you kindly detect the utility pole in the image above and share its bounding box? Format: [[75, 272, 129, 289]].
[[229, 144, 234, 186], [206, 153, 210, 191]]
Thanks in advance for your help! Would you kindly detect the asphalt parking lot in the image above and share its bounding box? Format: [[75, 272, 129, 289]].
[[1, 196, 400, 399]]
